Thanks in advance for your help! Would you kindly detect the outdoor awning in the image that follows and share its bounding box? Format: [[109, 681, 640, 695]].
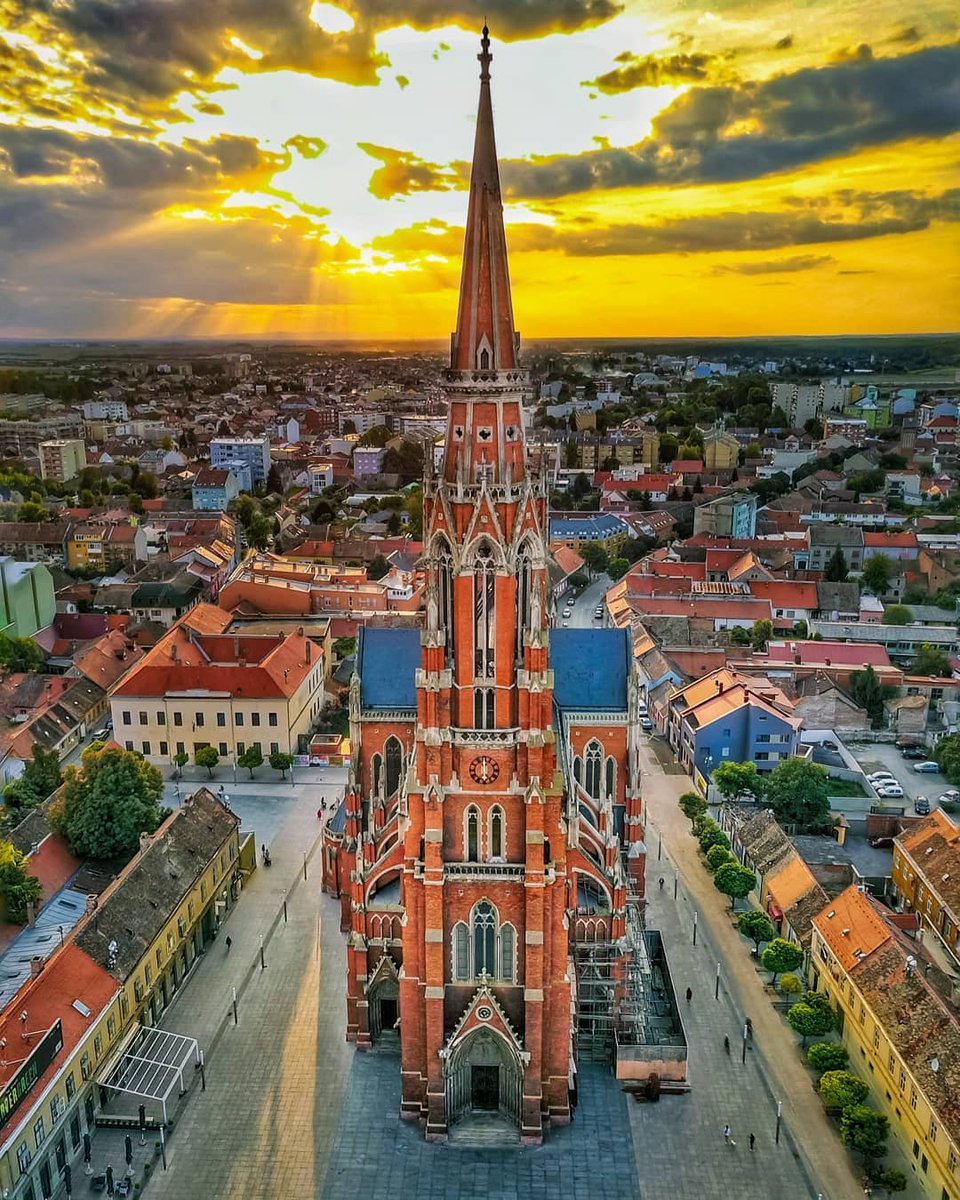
[[97, 1026, 199, 1121]]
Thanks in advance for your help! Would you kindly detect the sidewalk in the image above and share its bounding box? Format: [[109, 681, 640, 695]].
[[639, 738, 866, 1200]]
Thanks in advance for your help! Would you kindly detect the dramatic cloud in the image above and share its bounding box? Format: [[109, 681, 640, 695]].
[[497, 42, 960, 198], [713, 254, 835, 275], [774, 35, 794, 50], [358, 143, 464, 199], [583, 50, 723, 93]]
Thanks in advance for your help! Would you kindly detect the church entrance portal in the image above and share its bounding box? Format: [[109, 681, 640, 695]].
[[444, 1027, 522, 1131], [471, 1064, 499, 1110], [369, 976, 399, 1043]]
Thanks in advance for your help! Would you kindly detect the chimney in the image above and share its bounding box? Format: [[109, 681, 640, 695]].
[[306, 642, 311, 663], [139, 831, 152, 854], [26, 901, 37, 928], [85, 894, 98, 913], [30, 956, 44, 978]]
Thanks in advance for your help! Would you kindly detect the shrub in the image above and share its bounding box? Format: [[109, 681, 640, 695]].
[[779, 973, 803, 996], [713, 861, 755, 910], [807, 1042, 849, 1075], [697, 822, 730, 855], [818, 1070, 869, 1112], [736, 910, 776, 949], [879, 1167, 906, 1194], [705, 844, 733, 872], [788, 992, 835, 1046], [839, 1105, 888, 1163], [679, 791, 707, 824]]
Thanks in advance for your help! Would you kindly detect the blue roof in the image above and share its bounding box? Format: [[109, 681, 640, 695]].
[[358, 626, 420, 709], [550, 628, 629, 711], [549, 515, 625, 541]]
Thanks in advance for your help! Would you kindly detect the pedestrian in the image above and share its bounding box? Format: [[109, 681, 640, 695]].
[[723, 1035, 730, 1054], [317, 807, 323, 821], [685, 987, 693, 1004], [749, 1133, 755, 1152], [225, 936, 232, 952], [658, 877, 664, 892], [723, 1124, 736, 1146]]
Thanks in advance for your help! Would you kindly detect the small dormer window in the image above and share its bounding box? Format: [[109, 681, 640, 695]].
[[479, 348, 490, 370]]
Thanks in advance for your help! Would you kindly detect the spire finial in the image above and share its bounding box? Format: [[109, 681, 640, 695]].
[[478, 23, 491, 81]]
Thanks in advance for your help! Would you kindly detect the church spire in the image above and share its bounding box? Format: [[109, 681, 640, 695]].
[[449, 24, 518, 374]]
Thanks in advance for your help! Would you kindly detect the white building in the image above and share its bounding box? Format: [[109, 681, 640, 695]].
[[83, 399, 129, 421]]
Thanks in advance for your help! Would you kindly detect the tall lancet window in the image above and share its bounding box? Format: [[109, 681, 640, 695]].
[[473, 900, 496, 977], [516, 544, 532, 663], [435, 538, 453, 660], [474, 543, 496, 678]]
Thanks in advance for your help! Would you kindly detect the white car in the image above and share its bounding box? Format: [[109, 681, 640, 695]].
[[867, 771, 897, 782], [938, 790, 960, 804], [869, 776, 897, 790], [875, 785, 905, 799], [562, 609, 572, 618]]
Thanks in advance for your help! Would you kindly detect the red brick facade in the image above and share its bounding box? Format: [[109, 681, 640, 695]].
[[326, 28, 643, 1143]]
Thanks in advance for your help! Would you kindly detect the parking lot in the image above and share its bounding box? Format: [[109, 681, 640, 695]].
[[850, 741, 948, 815]]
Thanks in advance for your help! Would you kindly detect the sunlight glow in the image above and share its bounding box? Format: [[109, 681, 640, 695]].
[[308, 3, 355, 34]]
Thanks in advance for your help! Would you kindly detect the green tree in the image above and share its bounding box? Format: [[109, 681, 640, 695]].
[[237, 746, 263, 779], [824, 545, 849, 582], [765, 758, 831, 829], [861, 554, 891, 595], [729, 624, 752, 646], [807, 1042, 849, 1075], [935, 733, 960, 783], [839, 1106, 888, 1164], [736, 909, 776, 950], [882, 604, 912, 626], [172, 750, 188, 779], [878, 1168, 907, 1194], [750, 619, 773, 652], [580, 543, 609, 576], [246, 513, 273, 551], [678, 791, 707, 825], [0, 634, 43, 672], [368, 554, 390, 581], [712, 761, 764, 803], [3, 745, 62, 812], [356, 424, 392, 448], [850, 664, 896, 729], [818, 1070, 869, 1111], [697, 820, 730, 855], [761, 937, 803, 984], [913, 643, 951, 677], [705, 844, 733, 872], [266, 464, 284, 494], [779, 972, 803, 997], [607, 557, 630, 582], [332, 636, 356, 659], [569, 572, 589, 589], [713, 861, 755, 909], [270, 751, 293, 779], [50, 746, 164, 860], [0, 844, 43, 924], [194, 746, 220, 778], [16, 501, 49, 523]]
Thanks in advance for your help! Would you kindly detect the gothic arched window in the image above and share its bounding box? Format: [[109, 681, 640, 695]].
[[500, 923, 516, 982], [371, 753, 383, 797], [489, 806, 504, 860], [473, 900, 496, 977], [434, 537, 453, 660], [584, 740, 603, 799], [474, 543, 496, 678], [465, 806, 480, 863], [479, 348, 490, 370], [516, 543, 532, 663], [385, 737, 403, 797], [605, 756, 616, 801], [452, 922, 469, 981], [474, 687, 494, 729]]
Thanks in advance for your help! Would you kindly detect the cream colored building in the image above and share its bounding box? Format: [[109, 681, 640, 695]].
[[38, 439, 86, 483]]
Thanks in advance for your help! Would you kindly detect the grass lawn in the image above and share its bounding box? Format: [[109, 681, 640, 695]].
[[826, 777, 867, 797]]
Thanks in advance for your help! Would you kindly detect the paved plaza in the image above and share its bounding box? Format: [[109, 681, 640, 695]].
[[137, 757, 884, 1200]]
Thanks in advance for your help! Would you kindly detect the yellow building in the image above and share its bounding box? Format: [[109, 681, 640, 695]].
[[641, 429, 660, 468], [890, 811, 960, 966], [0, 789, 241, 1199], [703, 431, 740, 470], [811, 886, 960, 1200]]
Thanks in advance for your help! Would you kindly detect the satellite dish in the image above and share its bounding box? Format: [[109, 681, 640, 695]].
[[931, 1058, 940, 1072]]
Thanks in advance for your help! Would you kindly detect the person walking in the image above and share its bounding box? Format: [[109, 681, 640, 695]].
[[658, 877, 664, 892], [723, 1035, 730, 1055], [723, 1125, 736, 1146], [685, 987, 693, 1004], [749, 1133, 756, 1152], [225, 936, 232, 952]]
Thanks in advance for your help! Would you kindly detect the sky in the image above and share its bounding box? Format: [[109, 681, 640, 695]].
[[0, 0, 957, 340]]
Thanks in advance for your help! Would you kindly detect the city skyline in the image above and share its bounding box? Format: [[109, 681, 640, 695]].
[[0, 0, 957, 340]]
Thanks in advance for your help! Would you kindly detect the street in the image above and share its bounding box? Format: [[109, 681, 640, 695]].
[[558, 573, 612, 628]]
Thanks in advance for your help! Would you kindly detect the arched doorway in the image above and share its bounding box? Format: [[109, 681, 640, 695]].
[[444, 1027, 522, 1130], [369, 976, 399, 1042]]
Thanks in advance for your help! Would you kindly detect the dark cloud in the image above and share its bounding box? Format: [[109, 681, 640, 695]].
[[712, 254, 835, 275], [894, 26, 922, 43], [583, 50, 721, 94], [495, 42, 960, 198], [774, 35, 794, 50], [195, 101, 225, 115], [359, 1, 622, 40], [358, 143, 464, 199]]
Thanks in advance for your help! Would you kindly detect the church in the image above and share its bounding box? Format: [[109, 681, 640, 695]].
[[322, 26, 645, 1143]]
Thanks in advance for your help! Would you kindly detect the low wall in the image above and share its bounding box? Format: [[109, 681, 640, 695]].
[[615, 1042, 687, 1082]]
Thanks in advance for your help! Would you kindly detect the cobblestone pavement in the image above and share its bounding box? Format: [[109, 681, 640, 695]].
[[637, 736, 867, 1200], [321, 1054, 640, 1200]]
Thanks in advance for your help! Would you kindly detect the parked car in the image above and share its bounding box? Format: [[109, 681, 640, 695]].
[[914, 762, 940, 773], [637, 702, 648, 715], [875, 785, 905, 799], [901, 746, 927, 760], [939, 790, 960, 804], [562, 609, 572, 618], [914, 797, 932, 815], [639, 716, 653, 732], [867, 771, 898, 782], [868, 835, 895, 848]]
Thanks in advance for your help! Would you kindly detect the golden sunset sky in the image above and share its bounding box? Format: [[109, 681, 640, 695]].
[[0, 0, 957, 339]]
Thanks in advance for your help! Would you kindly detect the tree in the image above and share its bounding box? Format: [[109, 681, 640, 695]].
[[824, 545, 849, 582], [807, 1042, 849, 1075], [569, 572, 589, 589], [850, 664, 896, 729], [0, 634, 43, 672], [737, 910, 776, 950], [50, 746, 164, 861], [729, 624, 752, 646], [607, 557, 630, 582], [818, 1070, 869, 1111], [705, 844, 733, 872], [839, 1106, 888, 1164], [194, 746, 219, 778], [713, 861, 755, 909], [0, 841, 42, 923], [882, 604, 912, 626], [779, 973, 803, 997], [580, 543, 609, 576], [270, 751, 293, 779], [912, 642, 951, 678], [172, 750, 188, 779], [356, 424, 392, 448], [765, 758, 831, 829], [697, 821, 730, 855], [861, 554, 891, 595], [878, 1168, 907, 1194], [332, 636, 356, 659], [246, 513, 273, 551], [237, 746, 263, 779], [368, 554, 390, 581], [679, 791, 707, 824], [787, 999, 834, 1046], [761, 937, 803, 984], [3, 745, 61, 812], [266, 464, 284, 494], [712, 761, 765, 803]]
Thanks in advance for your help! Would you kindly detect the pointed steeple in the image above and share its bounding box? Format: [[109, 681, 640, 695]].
[[450, 25, 518, 374]]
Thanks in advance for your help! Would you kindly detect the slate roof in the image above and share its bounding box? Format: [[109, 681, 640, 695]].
[[75, 788, 239, 982], [358, 626, 421, 710], [550, 628, 630, 712]]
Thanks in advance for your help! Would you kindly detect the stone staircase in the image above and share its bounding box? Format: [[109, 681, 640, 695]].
[[447, 1111, 518, 1146]]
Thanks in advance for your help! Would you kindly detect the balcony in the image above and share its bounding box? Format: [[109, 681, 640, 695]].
[[451, 727, 519, 746], [445, 861, 525, 880]]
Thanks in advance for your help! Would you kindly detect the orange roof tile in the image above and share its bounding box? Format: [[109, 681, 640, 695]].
[[812, 884, 890, 973]]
